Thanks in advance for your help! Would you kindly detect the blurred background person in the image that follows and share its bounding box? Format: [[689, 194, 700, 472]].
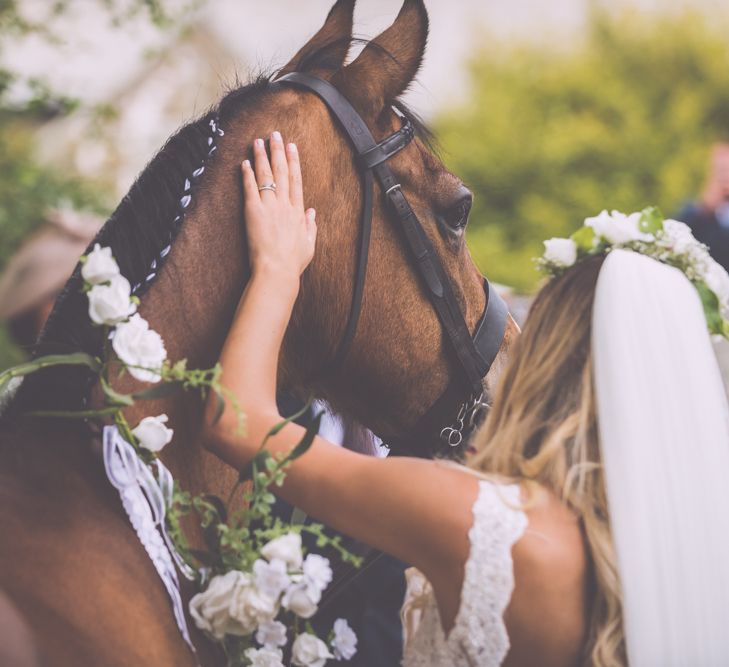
[[0, 208, 101, 351], [676, 141, 729, 272]]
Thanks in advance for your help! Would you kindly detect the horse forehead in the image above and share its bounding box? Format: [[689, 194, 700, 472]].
[[264, 87, 334, 130]]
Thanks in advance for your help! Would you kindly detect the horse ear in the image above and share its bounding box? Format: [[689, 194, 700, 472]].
[[277, 0, 356, 77], [334, 0, 428, 117]]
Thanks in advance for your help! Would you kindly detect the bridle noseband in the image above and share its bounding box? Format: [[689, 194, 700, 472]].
[[276, 72, 509, 457]]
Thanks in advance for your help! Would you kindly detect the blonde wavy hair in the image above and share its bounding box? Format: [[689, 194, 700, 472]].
[[469, 255, 625, 666]]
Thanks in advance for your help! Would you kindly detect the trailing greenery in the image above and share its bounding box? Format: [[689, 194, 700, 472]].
[[0, 243, 361, 666], [437, 8, 729, 291]]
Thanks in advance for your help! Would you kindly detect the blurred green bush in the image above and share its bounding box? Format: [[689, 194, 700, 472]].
[[0, 118, 102, 369], [436, 9, 729, 291]]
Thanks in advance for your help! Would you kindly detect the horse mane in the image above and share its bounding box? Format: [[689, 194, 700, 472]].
[[5, 38, 434, 417], [8, 75, 270, 415]]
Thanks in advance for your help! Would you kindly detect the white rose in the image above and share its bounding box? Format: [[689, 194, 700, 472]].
[[230, 584, 279, 627], [261, 533, 303, 569], [585, 209, 651, 245], [255, 619, 288, 649], [112, 314, 167, 383], [87, 275, 136, 325], [253, 558, 291, 599], [244, 647, 285, 667], [291, 633, 334, 667], [282, 579, 320, 619], [189, 571, 256, 640], [331, 618, 357, 661], [132, 414, 173, 452], [542, 238, 577, 268], [82, 244, 120, 284], [302, 554, 332, 594]]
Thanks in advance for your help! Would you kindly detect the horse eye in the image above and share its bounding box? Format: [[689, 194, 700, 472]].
[[443, 188, 473, 231]]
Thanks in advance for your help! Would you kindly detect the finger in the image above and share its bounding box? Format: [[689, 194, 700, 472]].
[[252, 138, 275, 197], [269, 131, 289, 200], [288, 142, 304, 209], [241, 160, 260, 208]]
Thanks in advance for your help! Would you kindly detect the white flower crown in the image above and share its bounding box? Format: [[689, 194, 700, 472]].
[[538, 207, 729, 339]]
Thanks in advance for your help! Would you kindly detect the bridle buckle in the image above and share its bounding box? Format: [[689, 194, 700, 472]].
[[385, 183, 402, 197]]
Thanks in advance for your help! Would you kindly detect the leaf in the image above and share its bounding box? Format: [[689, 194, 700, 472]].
[[188, 549, 221, 568], [211, 387, 225, 425], [132, 381, 185, 401], [284, 410, 323, 463], [0, 352, 101, 385], [695, 281, 725, 336], [202, 523, 222, 555], [639, 206, 664, 235], [100, 377, 134, 406], [203, 494, 228, 524], [26, 406, 122, 419], [262, 397, 314, 442], [239, 449, 272, 484], [570, 225, 596, 252], [193, 494, 227, 526]]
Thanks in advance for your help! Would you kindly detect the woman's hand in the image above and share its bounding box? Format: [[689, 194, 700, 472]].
[[242, 131, 317, 283]]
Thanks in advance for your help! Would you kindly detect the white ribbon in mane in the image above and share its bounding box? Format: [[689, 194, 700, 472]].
[[102, 425, 198, 657]]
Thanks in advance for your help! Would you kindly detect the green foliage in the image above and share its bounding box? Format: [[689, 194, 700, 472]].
[[0, 120, 102, 269], [0, 119, 104, 368], [436, 9, 729, 291]]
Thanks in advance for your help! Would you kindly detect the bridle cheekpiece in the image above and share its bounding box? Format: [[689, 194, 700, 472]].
[[276, 72, 509, 458]]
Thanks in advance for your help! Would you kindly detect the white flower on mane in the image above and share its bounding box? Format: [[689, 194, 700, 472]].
[[255, 619, 288, 650], [331, 618, 358, 660], [282, 578, 320, 619], [244, 647, 285, 667], [253, 558, 291, 599], [87, 275, 136, 325], [189, 571, 258, 639], [82, 244, 120, 284], [189, 570, 279, 641], [261, 533, 303, 569], [132, 414, 173, 452], [112, 314, 167, 383], [302, 554, 332, 594], [291, 633, 333, 667]]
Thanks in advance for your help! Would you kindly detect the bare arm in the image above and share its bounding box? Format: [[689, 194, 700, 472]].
[[202, 131, 479, 625]]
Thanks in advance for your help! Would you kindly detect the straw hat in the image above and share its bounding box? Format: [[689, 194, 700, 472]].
[[0, 208, 103, 321]]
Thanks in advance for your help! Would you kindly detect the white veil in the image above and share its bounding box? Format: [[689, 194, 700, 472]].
[[592, 249, 729, 666]]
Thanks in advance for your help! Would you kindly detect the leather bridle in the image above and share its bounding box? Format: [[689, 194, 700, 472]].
[[276, 72, 509, 458]]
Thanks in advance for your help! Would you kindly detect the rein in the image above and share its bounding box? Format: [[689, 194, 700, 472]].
[[275, 72, 509, 457]]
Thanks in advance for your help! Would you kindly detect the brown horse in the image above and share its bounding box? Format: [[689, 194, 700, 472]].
[[0, 1, 518, 664]]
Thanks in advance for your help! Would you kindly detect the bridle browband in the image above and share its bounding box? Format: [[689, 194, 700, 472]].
[[276, 72, 509, 457]]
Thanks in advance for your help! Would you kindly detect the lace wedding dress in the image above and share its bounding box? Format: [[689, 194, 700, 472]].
[[401, 481, 528, 667]]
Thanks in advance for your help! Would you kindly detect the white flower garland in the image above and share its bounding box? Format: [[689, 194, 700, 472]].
[[539, 207, 729, 338], [1, 244, 361, 667]]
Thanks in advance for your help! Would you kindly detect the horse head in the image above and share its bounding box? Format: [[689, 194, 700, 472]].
[[13, 0, 517, 467], [0, 3, 519, 664]]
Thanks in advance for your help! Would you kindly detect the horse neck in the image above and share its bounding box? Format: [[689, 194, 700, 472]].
[[118, 173, 250, 500]]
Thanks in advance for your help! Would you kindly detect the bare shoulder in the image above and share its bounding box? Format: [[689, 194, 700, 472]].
[[503, 484, 589, 667]]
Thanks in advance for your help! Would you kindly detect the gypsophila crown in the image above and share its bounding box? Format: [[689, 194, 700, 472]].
[[538, 207, 729, 339]]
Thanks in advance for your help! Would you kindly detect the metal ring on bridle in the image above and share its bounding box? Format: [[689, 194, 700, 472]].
[[258, 183, 277, 192], [440, 426, 463, 448]]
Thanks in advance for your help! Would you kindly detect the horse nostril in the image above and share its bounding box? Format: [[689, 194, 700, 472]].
[[444, 188, 473, 231]]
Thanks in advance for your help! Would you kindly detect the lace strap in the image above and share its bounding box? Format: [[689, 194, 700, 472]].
[[447, 480, 528, 663]]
